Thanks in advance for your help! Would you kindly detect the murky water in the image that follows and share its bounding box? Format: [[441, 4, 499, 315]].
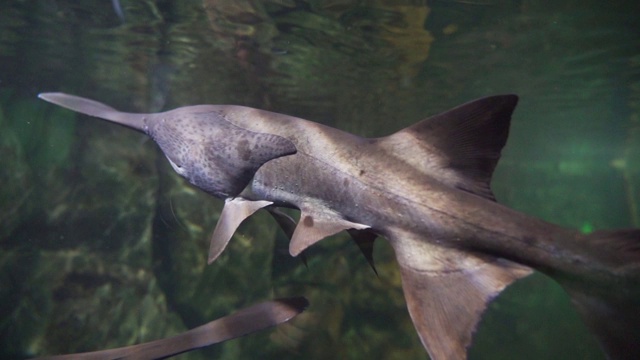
[[1, 0, 638, 359]]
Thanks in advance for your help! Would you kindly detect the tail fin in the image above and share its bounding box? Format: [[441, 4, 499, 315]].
[[562, 229, 640, 360]]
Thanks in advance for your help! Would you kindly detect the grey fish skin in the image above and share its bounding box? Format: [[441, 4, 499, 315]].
[[38, 92, 640, 360]]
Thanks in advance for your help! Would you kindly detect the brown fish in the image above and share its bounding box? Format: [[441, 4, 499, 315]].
[[39, 92, 640, 360], [36, 297, 308, 360]]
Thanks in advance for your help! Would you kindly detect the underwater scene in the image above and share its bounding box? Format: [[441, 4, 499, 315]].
[[1, 0, 639, 359]]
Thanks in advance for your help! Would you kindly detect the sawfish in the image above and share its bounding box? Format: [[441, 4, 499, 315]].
[[38, 92, 640, 359], [37, 297, 308, 359]]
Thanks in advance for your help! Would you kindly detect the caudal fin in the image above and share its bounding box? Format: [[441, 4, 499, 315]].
[[562, 229, 640, 360]]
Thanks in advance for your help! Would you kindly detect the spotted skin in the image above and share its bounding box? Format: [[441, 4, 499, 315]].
[[38, 92, 640, 360]]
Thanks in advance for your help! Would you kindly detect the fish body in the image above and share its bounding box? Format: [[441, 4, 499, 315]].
[[36, 297, 308, 360], [38, 93, 640, 359]]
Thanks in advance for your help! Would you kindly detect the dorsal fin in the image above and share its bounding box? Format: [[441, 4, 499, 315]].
[[378, 95, 518, 200], [208, 198, 273, 264]]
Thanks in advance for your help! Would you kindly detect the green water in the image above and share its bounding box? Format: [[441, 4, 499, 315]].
[[1, 0, 638, 359]]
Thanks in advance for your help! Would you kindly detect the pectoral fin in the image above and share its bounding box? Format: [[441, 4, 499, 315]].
[[208, 198, 273, 264], [392, 237, 532, 360], [289, 209, 369, 256]]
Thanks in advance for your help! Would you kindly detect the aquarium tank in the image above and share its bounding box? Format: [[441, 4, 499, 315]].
[[0, 0, 638, 359]]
